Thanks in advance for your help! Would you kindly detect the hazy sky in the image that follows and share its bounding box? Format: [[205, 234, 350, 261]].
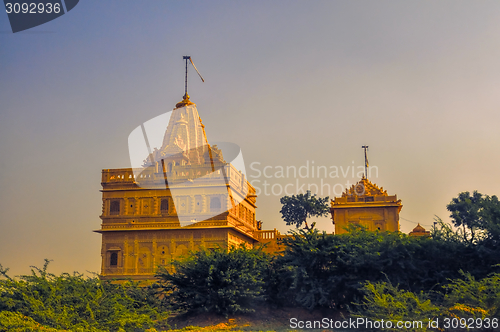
[[2, 1, 500, 276]]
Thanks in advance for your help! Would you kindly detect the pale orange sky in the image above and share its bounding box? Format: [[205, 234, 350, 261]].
[[1, 1, 500, 276]]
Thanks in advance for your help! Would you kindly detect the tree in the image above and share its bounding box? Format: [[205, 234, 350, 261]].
[[279, 191, 329, 231], [479, 194, 500, 245], [447, 191, 484, 243], [447, 191, 500, 244]]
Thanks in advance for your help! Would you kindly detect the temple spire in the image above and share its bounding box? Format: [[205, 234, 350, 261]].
[[362, 145, 369, 179]]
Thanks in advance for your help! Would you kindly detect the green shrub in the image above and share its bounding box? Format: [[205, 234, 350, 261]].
[[272, 225, 500, 311], [350, 273, 500, 331], [273, 228, 426, 310], [270, 229, 338, 309], [156, 245, 271, 316], [352, 281, 440, 332], [0, 260, 169, 332], [442, 272, 500, 318], [0, 311, 68, 332]]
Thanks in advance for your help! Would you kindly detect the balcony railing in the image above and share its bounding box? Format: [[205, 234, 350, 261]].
[[255, 229, 283, 241]]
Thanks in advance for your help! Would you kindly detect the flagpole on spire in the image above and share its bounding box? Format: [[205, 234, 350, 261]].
[[184, 56, 189, 99], [182, 56, 205, 99], [362, 145, 369, 178], [176, 56, 205, 109]]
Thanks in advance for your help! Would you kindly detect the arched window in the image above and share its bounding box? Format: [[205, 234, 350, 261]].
[[210, 197, 221, 212], [160, 199, 169, 213], [110, 252, 118, 266], [110, 201, 120, 215]]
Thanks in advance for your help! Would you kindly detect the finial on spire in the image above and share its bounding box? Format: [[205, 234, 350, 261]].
[[362, 145, 369, 179]]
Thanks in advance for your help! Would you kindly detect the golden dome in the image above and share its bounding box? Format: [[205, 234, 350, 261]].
[[412, 223, 426, 233]]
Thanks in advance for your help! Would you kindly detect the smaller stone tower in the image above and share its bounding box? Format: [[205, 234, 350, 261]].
[[330, 176, 402, 234]]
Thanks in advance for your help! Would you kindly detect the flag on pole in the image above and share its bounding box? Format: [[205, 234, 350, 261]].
[[189, 58, 205, 82]]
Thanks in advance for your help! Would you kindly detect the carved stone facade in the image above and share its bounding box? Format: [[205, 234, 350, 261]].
[[96, 97, 278, 281], [330, 176, 403, 234]]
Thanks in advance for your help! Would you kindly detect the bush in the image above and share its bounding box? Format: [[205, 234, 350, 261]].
[[269, 229, 339, 309], [352, 281, 441, 332], [442, 271, 500, 319], [0, 260, 169, 332], [351, 273, 500, 331], [271, 226, 500, 311], [156, 245, 271, 316], [272, 228, 424, 310], [0, 311, 66, 332]]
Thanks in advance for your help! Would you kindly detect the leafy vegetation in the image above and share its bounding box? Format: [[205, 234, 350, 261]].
[[352, 271, 500, 331], [0, 311, 65, 332], [155, 245, 271, 316], [269, 226, 500, 310], [447, 191, 500, 245], [442, 271, 500, 318], [353, 281, 441, 331], [0, 260, 168, 332], [3, 190, 500, 330]]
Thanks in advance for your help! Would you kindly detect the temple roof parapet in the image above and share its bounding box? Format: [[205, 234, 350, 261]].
[[342, 176, 388, 197], [332, 176, 402, 211]]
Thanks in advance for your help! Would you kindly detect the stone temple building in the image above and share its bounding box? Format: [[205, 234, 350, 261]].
[[330, 176, 403, 234], [95, 90, 415, 281], [95, 94, 281, 281]]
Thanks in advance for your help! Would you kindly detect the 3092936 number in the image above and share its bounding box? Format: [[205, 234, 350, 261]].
[[5, 2, 61, 14], [443, 317, 498, 329]]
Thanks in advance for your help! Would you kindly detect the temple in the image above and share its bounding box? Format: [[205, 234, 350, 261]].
[[95, 95, 280, 281], [95, 59, 419, 281], [330, 176, 403, 234]]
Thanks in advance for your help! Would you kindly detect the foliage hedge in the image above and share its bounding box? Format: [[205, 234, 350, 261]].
[[155, 222, 500, 322], [354, 272, 500, 331], [2, 191, 500, 328], [269, 224, 500, 310], [0, 260, 168, 332], [155, 245, 271, 316]]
